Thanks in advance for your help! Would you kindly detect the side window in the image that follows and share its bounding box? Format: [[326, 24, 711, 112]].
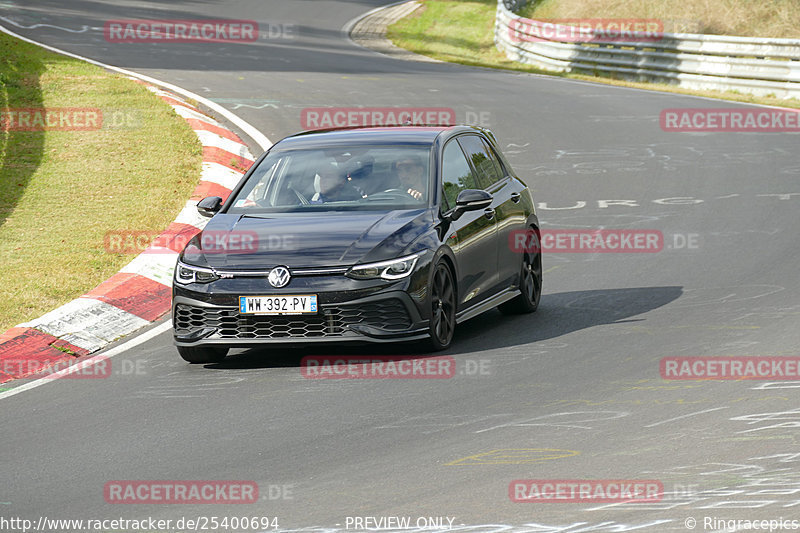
[[441, 139, 478, 209], [480, 137, 507, 181], [457, 134, 504, 187], [237, 157, 282, 205]]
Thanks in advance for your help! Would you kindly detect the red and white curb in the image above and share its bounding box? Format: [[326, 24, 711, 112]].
[[0, 83, 257, 384]]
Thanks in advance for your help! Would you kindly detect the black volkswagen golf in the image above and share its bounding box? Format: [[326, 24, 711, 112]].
[[172, 125, 541, 363]]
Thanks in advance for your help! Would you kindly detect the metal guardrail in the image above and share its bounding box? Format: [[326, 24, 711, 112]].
[[494, 1, 800, 99]]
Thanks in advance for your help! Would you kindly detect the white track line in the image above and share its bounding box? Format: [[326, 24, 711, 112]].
[[0, 321, 173, 401], [0, 24, 272, 151], [643, 407, 730, 428]]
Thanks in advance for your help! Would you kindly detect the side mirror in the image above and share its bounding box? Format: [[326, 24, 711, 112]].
[[197, 196, 223, 218], [445, 189, 493, 222]]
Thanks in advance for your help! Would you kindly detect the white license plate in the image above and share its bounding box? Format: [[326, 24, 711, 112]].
[[239, 295, 318, 315]]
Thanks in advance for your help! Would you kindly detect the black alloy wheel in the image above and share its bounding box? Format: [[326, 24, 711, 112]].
[[427, 262, 457, 351], [499, 228, 541, 314]]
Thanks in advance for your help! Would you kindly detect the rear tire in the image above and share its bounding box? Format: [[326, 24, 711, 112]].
[[499, 227, 541, 315], [177, 345, 228, 364]]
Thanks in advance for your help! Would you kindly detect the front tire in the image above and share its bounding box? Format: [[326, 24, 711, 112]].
[[499, 228, 542, 315], [427, 261, 457, 351], [177, 345, 228, 364]]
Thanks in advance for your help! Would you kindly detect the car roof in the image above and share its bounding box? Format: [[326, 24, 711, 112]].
[[272, 125, 483, 150]]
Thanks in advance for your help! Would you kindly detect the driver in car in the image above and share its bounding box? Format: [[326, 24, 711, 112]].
[[311, 163, 364, 203], [395, 155, 426, 200]]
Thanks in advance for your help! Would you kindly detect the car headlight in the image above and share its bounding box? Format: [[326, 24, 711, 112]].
[[175, 261, 219, 285], [346, 253, 421, 280]]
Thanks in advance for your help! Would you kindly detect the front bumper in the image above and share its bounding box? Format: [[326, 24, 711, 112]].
[[172, 290, 429, 347]]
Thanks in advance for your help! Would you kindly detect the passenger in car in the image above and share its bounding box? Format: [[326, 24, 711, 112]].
[[395, 155, 426, 200], [311, 163, 364, 203]]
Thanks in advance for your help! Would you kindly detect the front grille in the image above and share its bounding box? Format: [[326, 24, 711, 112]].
[[175, 299, 412, 339], [339, 300, 412, 331]]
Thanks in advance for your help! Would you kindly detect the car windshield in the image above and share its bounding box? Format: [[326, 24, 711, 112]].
[[227, 144, 432, 213]]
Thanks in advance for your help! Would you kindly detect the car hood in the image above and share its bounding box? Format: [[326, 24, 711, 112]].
[[183, 209, 434, 270]]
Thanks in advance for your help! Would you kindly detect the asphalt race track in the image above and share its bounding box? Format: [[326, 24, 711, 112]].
[[2, 1, 800, 531]]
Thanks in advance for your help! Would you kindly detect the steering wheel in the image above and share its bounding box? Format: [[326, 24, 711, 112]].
[[368, 188, 415, 201]]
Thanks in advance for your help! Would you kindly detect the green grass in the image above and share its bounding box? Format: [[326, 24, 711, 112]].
[[0, 32, 202, 332], [387, 0, 800, 110], [521, 0, 800, 38], [388, 0, 556, 73]]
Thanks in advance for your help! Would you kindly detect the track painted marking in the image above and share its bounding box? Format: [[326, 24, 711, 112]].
[[644, 407, 729, 428], [752, 382, 800, 390], [445, 448, 579, 466], [0, 16, 94, 32], [0, 321, 171, 401], [476, 410, 629, 433]]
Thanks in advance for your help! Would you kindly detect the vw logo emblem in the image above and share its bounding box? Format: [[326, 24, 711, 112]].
[[268, 266, 291, 288]]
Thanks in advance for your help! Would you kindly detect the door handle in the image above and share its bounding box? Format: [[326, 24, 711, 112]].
[[483, 208, 495, 220], [510, 192, 521, 203]]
